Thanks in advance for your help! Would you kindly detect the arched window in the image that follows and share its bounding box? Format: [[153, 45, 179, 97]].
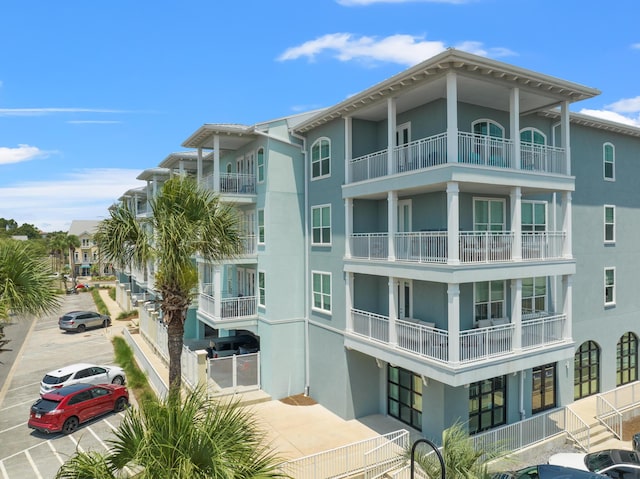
[[617, 332, 638, 386], [471, 120, 506, 167], [311, 138, 331, 179], [520, 128, 547, 171], [473, 119, 504, 138], [574, 341, 600, 399], [520, 128, 546, 145], [604, 143, 615, 180]]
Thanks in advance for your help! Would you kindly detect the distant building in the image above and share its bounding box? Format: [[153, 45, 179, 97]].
[[67, 220, 112, 277]]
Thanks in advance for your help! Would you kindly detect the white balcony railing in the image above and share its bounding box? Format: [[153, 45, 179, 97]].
[[348, 131, 568, 183], [200, 173, 256, 194], [349, 231, 566, 265], [350, 308, 567, 365], [198, 293, 257, 321]]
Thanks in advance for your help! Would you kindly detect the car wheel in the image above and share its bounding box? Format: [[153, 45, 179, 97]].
[[114, 397, 128, 412], [111, 375, 124, 385], [102, 319, 109, 328], [76, 324, 86, 333], [62, 416, 79, 434]]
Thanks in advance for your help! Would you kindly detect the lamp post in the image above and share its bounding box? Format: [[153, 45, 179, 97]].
[[410, 438, 445, 479]]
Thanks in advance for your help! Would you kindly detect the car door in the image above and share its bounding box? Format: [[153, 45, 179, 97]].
[[87, 312, 101, 328], [89, 386, 114, 416], [86, 367, 109, 386], [66, 390, 95, 422], [71, 367, 93, 387]]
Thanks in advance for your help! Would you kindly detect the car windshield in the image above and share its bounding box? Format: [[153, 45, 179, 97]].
[[33, 398, 61, 413], [586, 451, 616, 471], [42, 373, 72, 385]]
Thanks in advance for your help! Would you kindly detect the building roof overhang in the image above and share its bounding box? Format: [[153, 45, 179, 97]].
[[181, 124, 257, 151]]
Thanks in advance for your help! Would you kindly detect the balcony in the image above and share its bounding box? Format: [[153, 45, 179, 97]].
[[350, 308, 567, 367], [349, 231, 566, 265], [200, 173, 256, 195], [198, 292, 258, 327], [349, 131, 567, 184]]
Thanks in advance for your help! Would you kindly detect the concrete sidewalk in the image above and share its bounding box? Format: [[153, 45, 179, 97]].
[[97, 288, 408, 461]]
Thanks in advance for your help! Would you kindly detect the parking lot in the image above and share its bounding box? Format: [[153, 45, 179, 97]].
[[0, 292, 127, 479]]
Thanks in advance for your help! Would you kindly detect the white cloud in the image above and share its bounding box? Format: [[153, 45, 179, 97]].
[[605, 96, 640, 114], [0, 107, 126, 117], [0, 168, 143, 231], [631, 43, 640, 50], [0, 144, 51, 165], [579, 109, 640, 128], [278, 33, 514, 66], [337, 0, 469, 4]]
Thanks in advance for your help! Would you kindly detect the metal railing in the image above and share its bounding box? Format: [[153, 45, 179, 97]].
[[521, 314, 566, 349], [393, 133, 447, 174], [198, 292, 257, 320], [350, 233, 389, 260], [596, 381, 640, 439], [459, 231, 513, 263], [207, 353, 260, 395], [458, 132, 515, 168], [394, 231, 448, 263]]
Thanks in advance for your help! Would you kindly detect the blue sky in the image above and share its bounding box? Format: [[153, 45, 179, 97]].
[[1, 0, 639, 232]]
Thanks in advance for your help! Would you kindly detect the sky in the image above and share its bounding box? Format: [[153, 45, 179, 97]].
[[1, 0, 639, 232]]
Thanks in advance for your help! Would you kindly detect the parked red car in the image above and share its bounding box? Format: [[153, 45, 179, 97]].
[[28, 383, 129, 434]]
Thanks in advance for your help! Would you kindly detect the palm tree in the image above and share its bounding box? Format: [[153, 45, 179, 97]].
[[407, 421, 502, 479], [56, 389, 288, 478], [64, 234, 81, 282], [96, 175, 242, 395], [0, 239, 61, 323]]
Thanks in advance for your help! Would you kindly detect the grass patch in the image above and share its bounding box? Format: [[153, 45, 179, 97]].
[[91, 288, 110, 316], [112, 336, 157, 405], [117, 310, 139, 321], [108, 287, 116, 301]]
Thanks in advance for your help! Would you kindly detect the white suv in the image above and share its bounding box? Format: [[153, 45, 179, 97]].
[[40, 363, 126, 396]]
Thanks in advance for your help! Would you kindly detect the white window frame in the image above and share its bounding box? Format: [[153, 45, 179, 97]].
[[474, 280, 506, 323], [604, 142, 615, 181], [258, 271, 266, 308], [258, 209, 265, 245], [522, 277, 547, 317], [604, 205, 615, 243], [311, 137, 331, 180], [311, 204, 331, 246], [522, 201, 547, 232], [473, 197, 506, 232], [257, 147, 265, 184], [312, 271, 332, 314], [520, 127, 547, 145], [605, 267, 616, 306]]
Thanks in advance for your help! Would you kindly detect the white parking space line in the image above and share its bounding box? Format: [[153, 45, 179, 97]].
[[87, 425, 110, 450], [0, 421, 29, 435], [67, 434, 85, 453], [24, 450, 43, 479], [4, 382, 41, 395], [0, 461, 8, 479], [0, 398, 37, 412], [103, 418, 117, 431], [47, 440, 65, 466]]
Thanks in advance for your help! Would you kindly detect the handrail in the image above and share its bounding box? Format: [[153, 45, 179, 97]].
[[596, 395, 623, 439]]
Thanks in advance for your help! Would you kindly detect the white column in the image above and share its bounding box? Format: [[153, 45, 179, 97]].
[[196, 149, 202, 183], [345, 117, 352, 184], [389, 276, 398, 345], [561, 101, 571, 175], [179, 159, 185, 175], [447, 284, 460, 363], [446, 72, 458, 163], [346, 272, 354, 332], [387, 97, 396, 174], [511, 186, 522, 260], [562, 275, 573, 340], [213, 265, 222, 319], [447, 182, 460, 264], [510, 87, 521, 170], [213, 136, 221, 194], [388, 191, 397, 261], [511, 278, 522, 351], [345, 198, 353, 258], [562, 192, 572, 258]]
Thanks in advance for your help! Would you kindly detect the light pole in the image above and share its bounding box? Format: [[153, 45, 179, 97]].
[[410, 438, 445, 479]]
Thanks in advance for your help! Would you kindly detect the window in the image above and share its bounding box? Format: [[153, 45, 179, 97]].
[[474, 281, 505, 321], [257, 148, 265, 183], [532, 363, 556, 414], [258, 271, 265, 307], [258, 209, 265, 244], [473, 198, 505, 232], [471, 120, 506, 167], [617, 332, 638, 386], [520, 128, 546, 145], [574, 341, 600, 399], [522, 277, 546, 316], [311, 138, 330, 179], [604, 205, 615, 243], [311, 205, 331, 245], [522, 202, 546, 232], [312, 272, 331, 313], [468, 376, 506, 434], [388, 365, 422, 431], [473, 120, 504, 138], [604, 143, 615, 180], [605, 267, 615, 305], [520, 129, 547, 171]]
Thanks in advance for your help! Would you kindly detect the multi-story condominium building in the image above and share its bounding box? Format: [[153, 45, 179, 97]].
[[116, 49, 640, 441], [68, 220, 112, 277]]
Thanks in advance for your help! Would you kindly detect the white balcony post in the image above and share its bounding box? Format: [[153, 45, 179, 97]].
[[510, 87, 521, 169], [345, 198, 353, 258], [447, 182, 460, 265], [345, 116, 352, 184], [388, 191, 397, 261], [346, 272, 354, 332], [387, 98, 396, 175], [562, 275, 573, 340], [213, 135, 221, 194], [511, 278, 522, 351], [213, 265, 222, 319], [196, 148, 203, 183], [446, 71, 458, 163], [562, 192, 572, 258], [561, 101, 571, 175], [389, 277, 398, 345], [447, 284, 460, 363], [511, 186, 522, 260]]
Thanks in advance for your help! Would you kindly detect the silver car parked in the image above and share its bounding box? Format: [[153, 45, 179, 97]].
[[58, 310, 111, 333]]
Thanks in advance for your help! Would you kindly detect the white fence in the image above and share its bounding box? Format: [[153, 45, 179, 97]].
[[596, 381, 640, 439], [207, 353, 260, 395]]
